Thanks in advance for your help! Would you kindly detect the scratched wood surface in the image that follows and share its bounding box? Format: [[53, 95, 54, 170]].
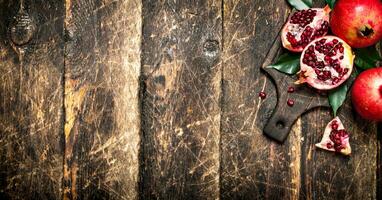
[[0, 0, 381, 200], [0, 0, 64, 199], [140, 0, 221, 199], [64, 0, 141, 199], [221, 0, 305, 199]]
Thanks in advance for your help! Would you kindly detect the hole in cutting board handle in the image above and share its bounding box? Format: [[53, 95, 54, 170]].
[[276, 120, 285, 129], [263, 108, 297, 143]]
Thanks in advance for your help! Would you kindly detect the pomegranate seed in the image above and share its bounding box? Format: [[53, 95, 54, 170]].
[[339, 46, 344, 53], [323, 70, 331, 78], [336, 67, 343, 74], [338, 130, 348, 137], [326, 142, 333, 149], [259, 91, 266, 99], [332, 77, 340, 85], [287, 99, 295, 107], [331, 123, 339, 130], [287, 86, 295, 93]]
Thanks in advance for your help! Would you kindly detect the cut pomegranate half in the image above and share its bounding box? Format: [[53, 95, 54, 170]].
[[281, 6, 331, 52], [296, 35, 355, 90], [315, 116, 351, 155]]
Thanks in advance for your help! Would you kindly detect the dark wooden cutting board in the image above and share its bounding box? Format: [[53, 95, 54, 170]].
[[261, 34, 330, 143]]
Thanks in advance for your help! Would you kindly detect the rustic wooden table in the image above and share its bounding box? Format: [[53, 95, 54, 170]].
[[0, 0, 381, 199]]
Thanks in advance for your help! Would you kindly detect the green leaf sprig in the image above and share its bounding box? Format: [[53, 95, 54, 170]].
[[325, 0, 336, 9], [267, 53, 301, 75], [354, 46, 382, 70], [328, 83, 348, 116], [287, 0, 312, 10]]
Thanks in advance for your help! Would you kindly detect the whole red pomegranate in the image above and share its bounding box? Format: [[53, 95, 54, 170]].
[[281, 6, 331, 52], [297, 36, 354, 90], [351, 67, 382, 121], [330, 0, 382, 48]]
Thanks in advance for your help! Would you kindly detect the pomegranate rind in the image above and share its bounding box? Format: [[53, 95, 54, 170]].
[[298, 36, 355, 90], [281, 6, 331, 52], [351, 67, 382, 121], [315, 116, 351, 156], [330, 0, 382, 48]]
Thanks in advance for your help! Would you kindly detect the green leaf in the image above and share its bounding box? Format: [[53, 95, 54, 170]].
[[328, 83, 348, 116], [354, 46, 382, 70], [287, 0, 312, 10], [325, 0, 336, 9], [267, 53, 300, 75]]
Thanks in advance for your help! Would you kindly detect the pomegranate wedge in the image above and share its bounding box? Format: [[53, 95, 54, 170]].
[[315, 117, 351, 155]]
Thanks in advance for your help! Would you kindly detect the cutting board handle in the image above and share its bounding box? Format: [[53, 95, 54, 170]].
[[263, 97, 304, 143]]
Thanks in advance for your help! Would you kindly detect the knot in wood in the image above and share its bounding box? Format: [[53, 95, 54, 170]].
[[203, 40, 219, 58], [64, 28, 74, 42], [9, 11, 36, 46]]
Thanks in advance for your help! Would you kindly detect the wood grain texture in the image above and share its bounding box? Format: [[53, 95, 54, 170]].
[[0, 0, 64, 199], [140, 0, 222, 199], [298, 1, 378, 200], [0, 0, 380, 199], [221, 0, 301, 199], [64, 0, 141, 199], [300, 102, 378, 200]]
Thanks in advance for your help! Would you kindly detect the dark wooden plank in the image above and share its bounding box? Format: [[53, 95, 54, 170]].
[[299, 1, 378, 199], [221, 0, 301, 199], [140, 0, 222, 199], [300, 102, 378, 200], [64, 0, 141, 199], [0, 0, 64, 199]]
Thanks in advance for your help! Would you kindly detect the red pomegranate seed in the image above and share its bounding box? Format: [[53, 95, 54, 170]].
[[338, 130, 348, 137], [331, 123, 338, 130], [287, 86, 295, 93], [287, 99, 295, 107], [259, 91, 266, 99], [339, 46, 344, 53], [326, 142, 333, 149], [332, 77, 340, 85]]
